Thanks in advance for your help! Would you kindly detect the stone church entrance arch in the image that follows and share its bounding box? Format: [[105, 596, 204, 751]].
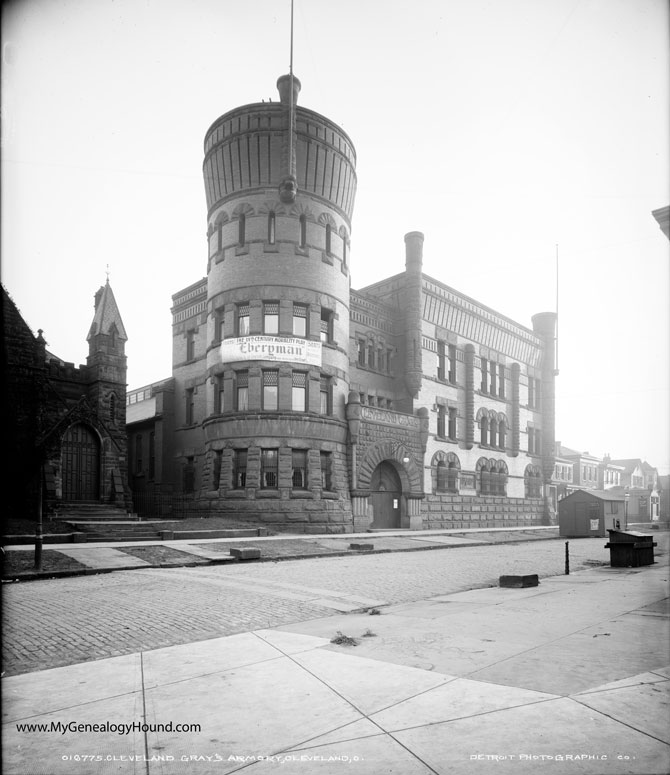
[[62, 423, 100, 501], [369, 461, 402, 529]]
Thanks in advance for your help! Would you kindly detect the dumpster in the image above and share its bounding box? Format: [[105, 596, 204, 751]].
[[604, 530, 657, 567]]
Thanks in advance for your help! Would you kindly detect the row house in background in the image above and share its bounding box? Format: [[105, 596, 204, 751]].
[[608, 459, 660, 522], [551, 445, 661, 523]]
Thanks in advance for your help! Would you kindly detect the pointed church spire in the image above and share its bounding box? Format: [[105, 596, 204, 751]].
[[87, 279, 127, 342]]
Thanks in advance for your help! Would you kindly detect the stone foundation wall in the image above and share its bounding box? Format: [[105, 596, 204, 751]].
[[422, 494, 544, 529]]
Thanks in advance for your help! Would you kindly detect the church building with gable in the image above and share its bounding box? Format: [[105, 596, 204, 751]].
[[1, 281, 131, 521]]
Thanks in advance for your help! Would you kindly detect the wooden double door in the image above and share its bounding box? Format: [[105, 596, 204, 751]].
[[62, 423, 100, 501], [370, 461, 402, 529]]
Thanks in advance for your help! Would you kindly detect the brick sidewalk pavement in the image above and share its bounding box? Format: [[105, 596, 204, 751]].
[[3, 536, 666, 677]]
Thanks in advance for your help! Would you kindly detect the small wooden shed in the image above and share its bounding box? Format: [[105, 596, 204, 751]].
[[558, 489, 626, 537]]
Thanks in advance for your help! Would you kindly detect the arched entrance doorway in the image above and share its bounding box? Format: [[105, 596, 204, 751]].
[[62, 423, 100, 501], [370, 461, 402, 529]]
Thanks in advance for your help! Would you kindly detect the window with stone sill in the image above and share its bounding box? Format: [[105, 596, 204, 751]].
[[291, 449, 308, 489], [260, 449, 278, 489], [233, 449, 247, 489], [320, 451, 333, 490], [292, 371, 307, 412]]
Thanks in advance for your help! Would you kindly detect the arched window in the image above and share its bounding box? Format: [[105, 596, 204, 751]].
[[433, 451, 460, 494], [342, 236, 347, 267], [447, 459, 459, 492], [480, 415, 489, 446], [477, 457, 491, 494], [524, 465, 542, 498], [495, 460, 509, 496], [436, 461, 448, 492], [299, 214, 307, 248], [498, 419, 506, 450], [238, 214, 246, 247], [268, 211, 276, 244], [489, 418, 498, 448], [325, 223, 332, 255]]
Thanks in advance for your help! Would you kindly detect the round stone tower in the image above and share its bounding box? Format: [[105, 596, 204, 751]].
[[201, 74, 357, 530]]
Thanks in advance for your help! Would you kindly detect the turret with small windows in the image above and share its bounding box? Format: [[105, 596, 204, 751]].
[[170, 74, 358, 527]]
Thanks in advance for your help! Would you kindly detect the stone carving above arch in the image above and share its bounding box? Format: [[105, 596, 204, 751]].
[[338, 224, 349, 240], [431, 450, 461, 469], [318, 212, 338, 229], [232, 202, 254, 218], [289, 203, 316, 220], [213, 211, 230, 226], [258, 200, 287, 216], [476, 407, 489, 421], [357, 440, 423, 494]]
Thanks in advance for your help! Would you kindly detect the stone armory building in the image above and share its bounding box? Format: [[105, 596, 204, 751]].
[[127, 73, 557, 533]]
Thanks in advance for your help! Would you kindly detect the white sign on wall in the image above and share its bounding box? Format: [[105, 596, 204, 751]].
[[220, 336, 322, 366]]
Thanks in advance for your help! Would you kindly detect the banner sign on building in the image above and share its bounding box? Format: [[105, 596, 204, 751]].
[[220, 336, 322, 366]]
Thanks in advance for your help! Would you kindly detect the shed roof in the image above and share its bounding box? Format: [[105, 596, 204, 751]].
[[562, 489, 625, 502]]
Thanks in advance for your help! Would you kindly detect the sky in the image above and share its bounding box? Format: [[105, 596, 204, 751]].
[[2, 0, 669, 473]]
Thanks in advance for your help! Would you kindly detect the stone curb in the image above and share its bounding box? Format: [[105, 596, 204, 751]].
[[0, 534, 568, 583]]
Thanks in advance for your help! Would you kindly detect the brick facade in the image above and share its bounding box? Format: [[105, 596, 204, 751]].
[[126, 73, 557, 533]]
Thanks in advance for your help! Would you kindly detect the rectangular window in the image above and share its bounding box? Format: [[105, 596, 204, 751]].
[[263, 302, 279, 334], [186, 330, 196, 361], [212, 450, 222, 490], [377, 348, 385, 372], [233, 449, 247, 489], [237, 304, 250, 336], [185, 388, 195, 425], [236, 371, 249, 411], [320, 451, 332, 490], [481, 357, 488, 392], [260, 449, 278, 489], [216, 309, 225, 342], [293, 304, 308, 337], [292, 371, 307, 411], [437, 405, 446, 437], [134, 435, 143, 474], [292, 449, 307, 489], [320, 375, 331, 415], [498, 366, 505, 398], [320, 309, 333, 344], [367, 344, 375, 369], [490, 362, 497, 396], [215, 375, 225, 413], [357, 339, 365, 366], [437, 340, 446, 381], [387, 348, 393, 373], [448, 407, 457, 440], [448, 344, 457, 383], [263, 370, 279, 410]]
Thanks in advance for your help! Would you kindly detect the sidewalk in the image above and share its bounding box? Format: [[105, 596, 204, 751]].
[[2, 559, 668, 774], [2, 526, 563, 581]]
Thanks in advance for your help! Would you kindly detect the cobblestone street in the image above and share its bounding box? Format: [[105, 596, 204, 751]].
[[3, 536, 666, 676]]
